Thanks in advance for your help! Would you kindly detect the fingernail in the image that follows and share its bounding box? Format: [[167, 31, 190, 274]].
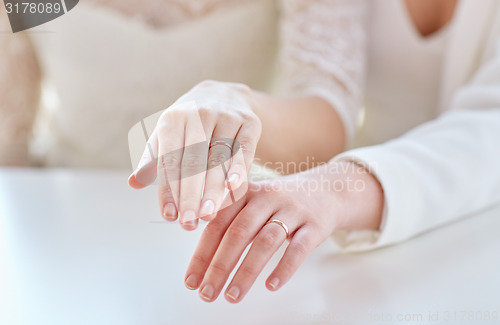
[[185, 274, 198, 290], [182, 210, 197, 223], [200, 200, 215, 216], [200, 285, 214, 301], [268, 277, 280, 290], [163, 203, 177, 220], [226, 286, 240, 301], [227, 174, 239, 187]]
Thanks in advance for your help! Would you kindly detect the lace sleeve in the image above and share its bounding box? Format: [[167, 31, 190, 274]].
[[0, 9, 41, 165], [277, 0, 368, 143]]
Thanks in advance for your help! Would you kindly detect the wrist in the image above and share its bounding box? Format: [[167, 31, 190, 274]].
[[336, 161, 384, 231], [301, 161, 384, 231]]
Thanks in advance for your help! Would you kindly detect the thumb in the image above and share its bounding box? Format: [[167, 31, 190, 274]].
[[128, 131, 159, 189]]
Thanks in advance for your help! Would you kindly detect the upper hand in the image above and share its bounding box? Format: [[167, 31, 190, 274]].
[[128, 80, 262, 230]]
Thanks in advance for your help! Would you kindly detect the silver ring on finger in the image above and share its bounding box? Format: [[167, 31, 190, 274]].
[[207, 140, 233, 169], [209, 140, 233, 151]]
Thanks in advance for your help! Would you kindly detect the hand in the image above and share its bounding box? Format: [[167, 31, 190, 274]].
[[183, 162, 384, 303], [128, 80, 262, 230]]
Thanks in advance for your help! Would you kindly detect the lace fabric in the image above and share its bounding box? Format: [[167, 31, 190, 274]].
[[278, 0, 368, 142], [84, 0, 251, 29]]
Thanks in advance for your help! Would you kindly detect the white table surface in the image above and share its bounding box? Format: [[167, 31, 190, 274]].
[[0, 168, 499, 325]]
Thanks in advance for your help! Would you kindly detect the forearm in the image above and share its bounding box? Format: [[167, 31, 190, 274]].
[[0, 10, 41, 165], [332, 109, 500, 249], [299, 161, 384, 231], [0, 81, 41, 166], [251, 90, 347, 173]]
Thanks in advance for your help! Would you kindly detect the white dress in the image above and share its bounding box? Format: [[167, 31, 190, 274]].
[[29, 0, 279, 168], [276, 0, 500, 251], [2, 0, 500, 250]]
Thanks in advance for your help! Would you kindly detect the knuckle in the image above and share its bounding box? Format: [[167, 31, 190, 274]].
[[290, 239, 310, 256], [219, 111, 243, 123], [280, 257, 297, 276], [161, 153, 180, 169], [204, 219, 226, 236], [209, 261, 229, 276], [202, 189, 223, 204], [198, 80, 217, 88], [155, 118, 170, 132], [231, 82, 251, 95], [306, 218, 323, 231], [238, 141, 256, 156], [159, 108, 183, 123], [208, 151, 230, 167], [247, 119, 262, 133], [258, 229, 281, 248], [240, 111, 258, 123], [198, 106, 216, 120], [182, 153, 206, 169], [236, 132, 256, 144], [191, 254, 210, 268], [226, 222, 251, 242], [239, 264, 259, 278], [159, 185, 173, 196], [245, 200, 270, 216]]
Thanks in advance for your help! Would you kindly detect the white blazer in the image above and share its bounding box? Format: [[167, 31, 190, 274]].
[[332, 0, 500, 251]]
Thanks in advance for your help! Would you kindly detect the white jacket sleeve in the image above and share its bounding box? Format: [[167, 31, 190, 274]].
[[330, 37, 500, 251], [277, 0, 368, 144]]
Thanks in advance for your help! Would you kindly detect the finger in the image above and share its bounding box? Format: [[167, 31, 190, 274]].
[[156, 110, 185, 222], [266, 226, 319, 291], [184, 195, 248, 291], [200, 140, 232, 220], [197, 199, 275, 302], [158, 176, 178, 221], [128, 130, 158, 189], [224, 212, 300, 303], [151, 126, 177, 221], [200, 173, 249, 222], [201, 116, 241, 218], [178, 109, 212, 230], [226, 122, 260, 190]]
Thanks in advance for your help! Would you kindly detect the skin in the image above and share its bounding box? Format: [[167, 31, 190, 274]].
[[0, 9, 41, 165], [405, 0, 458, 37], [128, 81, 345, 229], [1, 0, 458, 303], [184, 162, 384, 303], [128, 0, 460, 303]]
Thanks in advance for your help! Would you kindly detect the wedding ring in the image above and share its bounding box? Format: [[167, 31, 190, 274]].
[[209, 140, 233, 151], [265, 219, 290, 238]]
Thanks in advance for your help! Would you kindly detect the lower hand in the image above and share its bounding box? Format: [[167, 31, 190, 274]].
[[184, 162, 384, 303]]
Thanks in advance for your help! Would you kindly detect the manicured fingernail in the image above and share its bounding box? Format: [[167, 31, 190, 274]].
[[200, 285, 214, 301], [200, 200, 215, 216], [268, 277, 280, 290], [227, 174, 239, 187], [182, 210, 197, 223], [163, 203, 177, 220], [226, 286, 240, 301], [185, 274, 198, 290]]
